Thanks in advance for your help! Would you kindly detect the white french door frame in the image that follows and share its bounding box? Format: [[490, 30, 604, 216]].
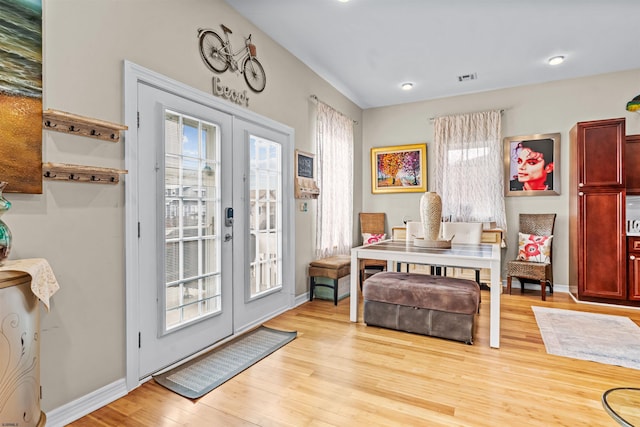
[[123, 61, 295, 391]]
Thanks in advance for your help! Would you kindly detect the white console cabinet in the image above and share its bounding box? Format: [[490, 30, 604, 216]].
[[0, 271, 46, 427]]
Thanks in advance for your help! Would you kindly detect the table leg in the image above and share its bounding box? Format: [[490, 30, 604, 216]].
[[350, 251, 358, 322], [489, 259, 501, 348]]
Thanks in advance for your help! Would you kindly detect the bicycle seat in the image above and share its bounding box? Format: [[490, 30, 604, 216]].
[[220, 24, 232, 34]]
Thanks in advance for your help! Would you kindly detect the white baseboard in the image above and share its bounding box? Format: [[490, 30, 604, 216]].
[[295, 292, 310, 306], [298, 283, 571, 302], [554, 283, 569, 293], [45, 378, 128, 427], [502, 281, 569, 294]]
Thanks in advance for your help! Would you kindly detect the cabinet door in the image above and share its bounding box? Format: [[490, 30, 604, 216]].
[[575, 118, 625, 188], [628, 238, 640, 300], [579, 189, 626, 299], [626, 134, 640, 194], [628, 254, 640, 300]]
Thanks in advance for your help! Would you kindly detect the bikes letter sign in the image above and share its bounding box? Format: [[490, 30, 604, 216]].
[[198, 24, 267, 107]]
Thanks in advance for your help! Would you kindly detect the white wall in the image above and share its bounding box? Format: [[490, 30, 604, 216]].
[[5, 0, 362, 411], [362, 69, 640, 286]]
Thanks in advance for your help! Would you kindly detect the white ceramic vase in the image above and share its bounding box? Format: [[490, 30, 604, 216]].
[[420, 192, 442, 241]]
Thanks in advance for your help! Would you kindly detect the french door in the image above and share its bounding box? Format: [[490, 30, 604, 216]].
[[232, 118, 292, 331], [125, 62, 295, 383], [137, 83, 234, 378]]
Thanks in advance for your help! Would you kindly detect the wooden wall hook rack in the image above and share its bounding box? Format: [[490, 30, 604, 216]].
[[42, 162, 128, 185], [42, 109, 128, 142]]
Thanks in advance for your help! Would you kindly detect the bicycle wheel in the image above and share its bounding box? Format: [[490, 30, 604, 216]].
[[243, 57, 266, 93], [199, 31, 228, 73]]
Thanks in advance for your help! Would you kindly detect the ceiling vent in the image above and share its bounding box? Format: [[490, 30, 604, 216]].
[[457, 73, 477, 82]]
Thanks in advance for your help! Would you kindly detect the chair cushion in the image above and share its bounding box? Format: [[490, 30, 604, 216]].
[[362, 233, 386, 244], [309, 255, 351, 269], [517, 232, 552, 263]]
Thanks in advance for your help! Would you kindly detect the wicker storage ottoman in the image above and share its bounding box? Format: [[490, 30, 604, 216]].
[[363, 272, 480, 344]]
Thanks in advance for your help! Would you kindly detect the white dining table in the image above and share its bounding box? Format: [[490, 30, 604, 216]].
[[350, 239, 502, 348]]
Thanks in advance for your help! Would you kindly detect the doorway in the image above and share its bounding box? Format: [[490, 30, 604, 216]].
[[124, 62, 295, 388]]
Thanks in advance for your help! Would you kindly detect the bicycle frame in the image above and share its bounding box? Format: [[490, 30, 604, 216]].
[[219, 32, 253, 72]]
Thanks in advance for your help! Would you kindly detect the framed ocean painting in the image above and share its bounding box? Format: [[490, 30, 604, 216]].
[[0, 0, 42, 193]]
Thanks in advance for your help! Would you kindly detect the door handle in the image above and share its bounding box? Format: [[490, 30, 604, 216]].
[[224, 233, 232, 242]]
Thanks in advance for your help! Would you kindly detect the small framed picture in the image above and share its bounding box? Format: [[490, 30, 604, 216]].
[[504, 133, 560, 196], [371, 143, 427, 194]]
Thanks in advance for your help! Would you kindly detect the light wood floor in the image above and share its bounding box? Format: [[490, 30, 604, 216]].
[[69, 288, 640, 426]]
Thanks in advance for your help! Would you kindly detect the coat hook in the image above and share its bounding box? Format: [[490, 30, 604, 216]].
[[69, 174, 79, 181], [43, 171, 56, 178], [68, 125, 80, 133], [44, 120, 57, 128], [90, 129, 101, 137], [90, 175, 101, 182]]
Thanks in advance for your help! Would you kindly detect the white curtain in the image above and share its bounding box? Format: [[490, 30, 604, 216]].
[[315, 102, 354, 258], [433, 110, 507, 238]]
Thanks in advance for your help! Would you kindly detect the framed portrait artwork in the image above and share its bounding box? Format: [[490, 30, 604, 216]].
[[504, 132, 560, 196], [371, 143, 427, 194]]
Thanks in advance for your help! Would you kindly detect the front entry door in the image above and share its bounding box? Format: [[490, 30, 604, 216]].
[[137, 82, 233, 378]]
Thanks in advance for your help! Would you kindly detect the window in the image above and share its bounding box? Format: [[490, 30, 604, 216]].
[[433, 110, 506, 234]]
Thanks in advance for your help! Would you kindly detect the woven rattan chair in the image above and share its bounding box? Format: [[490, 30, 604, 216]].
[[359, 213, 387, 289], [506, 213, 556, 301]]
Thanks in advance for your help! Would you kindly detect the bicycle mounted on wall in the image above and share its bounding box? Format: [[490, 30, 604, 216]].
[[198, 24, 266, 93]]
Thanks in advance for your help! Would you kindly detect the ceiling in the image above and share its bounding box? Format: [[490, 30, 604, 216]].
[[224, 0, 640, 109]]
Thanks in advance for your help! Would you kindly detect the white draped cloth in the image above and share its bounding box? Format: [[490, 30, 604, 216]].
[[0, 258, 59, 310]]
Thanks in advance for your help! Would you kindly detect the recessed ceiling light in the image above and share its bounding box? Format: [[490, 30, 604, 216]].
[[548, 55, 565, 66], [401, 82, 414, 90], [337, 0, 349, 2]]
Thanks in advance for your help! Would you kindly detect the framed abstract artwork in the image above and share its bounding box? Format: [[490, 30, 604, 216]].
[[0, 0, 43, 193], [371, 143, 427, 194], [504, 132, 560, 196]]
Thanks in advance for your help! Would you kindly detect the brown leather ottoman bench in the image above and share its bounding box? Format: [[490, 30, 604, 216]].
[[363, 272, 480, 344], [309, 255, 351, 305]]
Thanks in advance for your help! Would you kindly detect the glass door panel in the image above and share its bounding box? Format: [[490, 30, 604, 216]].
[[249, 135, 282, 298], [163, 110, 221, 332]]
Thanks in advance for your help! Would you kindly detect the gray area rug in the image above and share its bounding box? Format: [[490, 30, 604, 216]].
[[532, 306, 640, 370], [153, 326, 297, 399]]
